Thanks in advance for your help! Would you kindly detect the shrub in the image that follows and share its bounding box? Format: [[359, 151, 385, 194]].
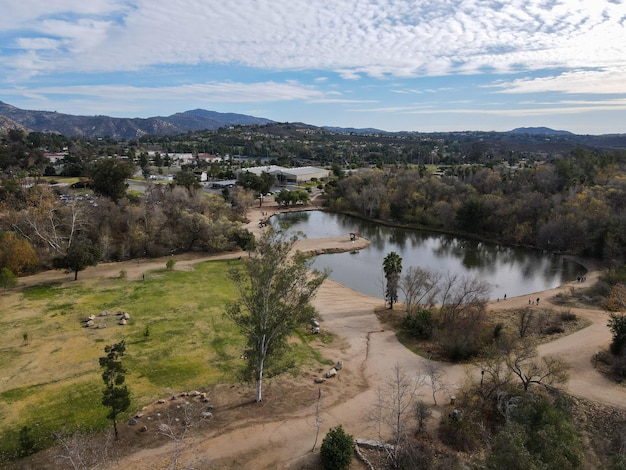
[[320, 425, 353, 470], [559, 311, 577, 322], [611, 356, 626, 380], [609, 313, 626, 357], [493, 322, 504, 341], [543, 324, 565, 335], [0, 267, 17, 289], [404, 309, 434, 339], [166, 258, 176, 271]]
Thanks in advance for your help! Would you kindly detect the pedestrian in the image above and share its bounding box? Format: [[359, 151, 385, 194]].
[[536, 297, 540, 305], [504, 293, 507, 300]]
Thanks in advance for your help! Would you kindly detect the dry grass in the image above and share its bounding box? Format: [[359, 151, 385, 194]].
[[0, 259, 329, 461]]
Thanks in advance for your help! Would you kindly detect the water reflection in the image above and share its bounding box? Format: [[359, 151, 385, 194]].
[[272, 211, 586, 300]]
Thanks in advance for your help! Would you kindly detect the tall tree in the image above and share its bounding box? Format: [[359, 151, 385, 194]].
[[383, 251, 403, 309], [99, 341, 130, 439], [89, 158, 134, 202], [226, 229, 327, 402], [52, 235, 101, 280]]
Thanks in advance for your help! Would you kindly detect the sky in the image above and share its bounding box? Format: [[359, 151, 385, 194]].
[[1, 1, 626, 135]]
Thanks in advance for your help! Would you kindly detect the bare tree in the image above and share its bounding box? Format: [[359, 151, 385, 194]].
[[156, 401, 211, 470], [54, 428, 113, 470], [422, 362, 447, 406], [517, 308, 535, 338], [369, 363, 424, 468], [506, 339, 569, 391], [400, 266, 441, 314], [439, 272, 490, 325], [476, 345, 513, 400]]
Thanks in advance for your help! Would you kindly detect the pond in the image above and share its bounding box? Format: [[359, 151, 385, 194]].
[[271, 210, 587, 301]]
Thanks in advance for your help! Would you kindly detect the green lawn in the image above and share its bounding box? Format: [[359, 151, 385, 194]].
[[0, 259, 327, 459]]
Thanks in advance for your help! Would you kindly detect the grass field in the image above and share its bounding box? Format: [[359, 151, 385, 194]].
[[0, 259, 327, 459]]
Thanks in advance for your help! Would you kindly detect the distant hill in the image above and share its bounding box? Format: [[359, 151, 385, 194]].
[[323, 126, 387, 135], [0, 101, 273, 140], [2, 101, 625, 150], [510, 127, 574, 136]]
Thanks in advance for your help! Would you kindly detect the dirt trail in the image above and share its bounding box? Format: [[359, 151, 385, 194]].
[[16, 203, 626, 469]]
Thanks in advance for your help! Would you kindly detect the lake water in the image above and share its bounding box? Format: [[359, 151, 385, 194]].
[[271, 210, 587, 301]]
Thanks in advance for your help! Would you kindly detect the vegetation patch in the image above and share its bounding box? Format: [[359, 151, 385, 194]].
[[0, 258, 331, 461]]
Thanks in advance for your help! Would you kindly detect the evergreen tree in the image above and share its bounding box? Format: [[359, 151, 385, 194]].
[[99, 341, 131, 439]]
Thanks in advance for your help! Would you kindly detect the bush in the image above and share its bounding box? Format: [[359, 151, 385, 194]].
[[404, 309, 434, 339], [543, 323, 565, 335], [320, 425, 353, 470], [166, 258, 176, 271], [609, 313, 626, 357], [0, 267, 17, 289], [560, 311, 577, 322]]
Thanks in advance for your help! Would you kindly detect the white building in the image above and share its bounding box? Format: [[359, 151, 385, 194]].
[[238, 165, 329, 185]]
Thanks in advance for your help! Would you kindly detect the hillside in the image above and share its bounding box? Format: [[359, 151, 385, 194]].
[[0, 101, 273, 140], [1, 100, 626, 150]]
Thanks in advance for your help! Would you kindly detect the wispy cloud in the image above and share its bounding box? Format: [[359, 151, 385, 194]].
[[2, 0, 625, 84], [494, 67, 626, 94]]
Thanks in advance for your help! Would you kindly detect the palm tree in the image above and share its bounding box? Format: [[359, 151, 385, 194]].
[[383, 251, 403, 309]]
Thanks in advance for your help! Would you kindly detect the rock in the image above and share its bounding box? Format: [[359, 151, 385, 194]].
[[129, 418, 137, 425], [85, 320, 95, 327], [119, 318, 127, 325], [122, 312, 130, 320], [335, 361, 343, 370], [190, 390, 200, 396], [314, 377, 325, 384], [134, 413, 144, 419], [170, 395, 177, 400], [99, 310, 110, 317], [87, 314, 96, 321], [140, 425, 148, 432], [157, 399, 166, 404], [326, 368, 337, 378], [201, 411, 213, 418], [311, 326, 320, 334]]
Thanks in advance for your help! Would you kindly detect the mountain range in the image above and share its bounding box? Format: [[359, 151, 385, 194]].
[[0, 101, 273, 140], [1, 101, 625, 148]]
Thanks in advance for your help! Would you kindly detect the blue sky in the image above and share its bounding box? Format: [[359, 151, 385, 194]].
[[1, 0, 625, 134]]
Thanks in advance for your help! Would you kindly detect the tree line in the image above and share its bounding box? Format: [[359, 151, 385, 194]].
[[324, 148, 626, 264]]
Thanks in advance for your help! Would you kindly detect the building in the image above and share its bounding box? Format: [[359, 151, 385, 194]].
[[237, 165, 329, 185], [278, 166, 330, 184]]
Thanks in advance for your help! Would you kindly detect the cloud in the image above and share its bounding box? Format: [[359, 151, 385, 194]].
[[1, 81, 325, 106], [2, 0, 625, 83], [494, 67, 626, 95]]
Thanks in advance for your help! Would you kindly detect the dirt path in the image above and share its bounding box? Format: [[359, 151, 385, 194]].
[[16, 203, 626, 469], [115, 264, 623, 469]]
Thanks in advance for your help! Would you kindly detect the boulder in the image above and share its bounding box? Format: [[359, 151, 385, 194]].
[[119, 318, 127, 325], [85, 320, 95, 328], [326, 368, 337, 378]]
